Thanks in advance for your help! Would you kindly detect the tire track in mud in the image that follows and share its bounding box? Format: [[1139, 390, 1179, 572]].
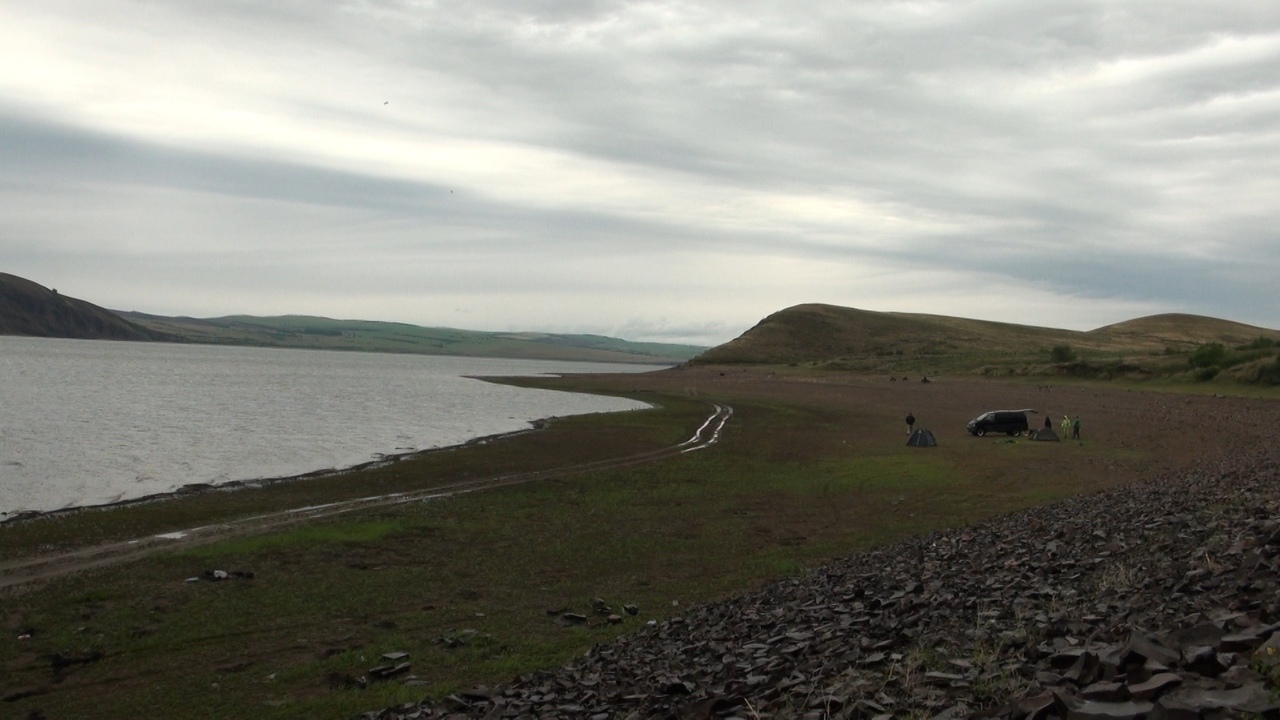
[[0, 403, 733, 593]]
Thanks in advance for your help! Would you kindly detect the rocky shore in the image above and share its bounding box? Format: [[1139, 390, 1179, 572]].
[[362, 445, 1280, 719]]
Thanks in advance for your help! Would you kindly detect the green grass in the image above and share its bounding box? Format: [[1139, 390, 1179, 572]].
[[183, 519, 416, 558]]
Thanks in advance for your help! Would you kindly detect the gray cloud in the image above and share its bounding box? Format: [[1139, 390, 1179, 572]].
[[1, 1, 1277, 344]]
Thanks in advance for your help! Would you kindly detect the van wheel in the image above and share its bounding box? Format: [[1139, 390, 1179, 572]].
[[1007, 430, 1018, 436], [975, 428, 986, 437]]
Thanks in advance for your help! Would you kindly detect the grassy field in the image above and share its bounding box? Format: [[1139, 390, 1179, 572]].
[[0, 367, 1252, 718]]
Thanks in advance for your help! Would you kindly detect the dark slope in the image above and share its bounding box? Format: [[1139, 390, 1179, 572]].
[[0, 273, 173, 341]]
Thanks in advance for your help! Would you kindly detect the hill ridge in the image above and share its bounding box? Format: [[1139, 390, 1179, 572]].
[[1, 273, 704, 363], [693, 303, 1280, 384]]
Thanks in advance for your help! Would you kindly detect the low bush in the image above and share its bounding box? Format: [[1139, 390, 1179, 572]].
[[1055, 360, 1147, 380], [1238, 336, 1277, 351], [1049, 345, 1077, 363], [1252, 353, 1280, 385], [1189, 343, 1227, 369]]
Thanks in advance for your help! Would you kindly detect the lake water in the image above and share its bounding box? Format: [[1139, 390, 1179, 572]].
[[0, 337, 664, 517]]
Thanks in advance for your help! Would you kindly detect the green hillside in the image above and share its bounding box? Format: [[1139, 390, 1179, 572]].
[[0, 272, 704, 363], [693, 303, 1280, 385], [117, 312, 704, 364]]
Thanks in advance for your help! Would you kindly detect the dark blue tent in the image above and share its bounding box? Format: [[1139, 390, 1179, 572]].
[[906, 428, 937, 447]]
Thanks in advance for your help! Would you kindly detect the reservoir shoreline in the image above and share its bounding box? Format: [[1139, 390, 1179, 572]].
[[0, 336, 664, 516], [0, 415, 555, 526]]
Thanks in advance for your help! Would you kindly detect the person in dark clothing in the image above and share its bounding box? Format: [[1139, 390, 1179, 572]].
[[1072, 416, 1081, 440], [1044, 415, 1052, 429], [905, 412, 915, 435]]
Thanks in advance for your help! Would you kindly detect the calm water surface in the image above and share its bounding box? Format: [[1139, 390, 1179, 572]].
[[0, 337, 663, 516]]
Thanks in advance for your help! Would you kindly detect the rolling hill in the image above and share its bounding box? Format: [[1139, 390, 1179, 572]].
[[0, 272, 704, 363], [692, 303, 1280, 384], [116, 312, 705, 364]]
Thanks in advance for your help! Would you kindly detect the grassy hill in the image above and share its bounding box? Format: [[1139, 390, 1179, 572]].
[[693, 303, 1280, 385], [1, 272, 704, 363], [116, 312, 704, 364], [0, 273, 174, 342]]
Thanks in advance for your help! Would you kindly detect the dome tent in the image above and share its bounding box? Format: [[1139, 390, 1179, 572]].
[[906, 428, 937, 447]]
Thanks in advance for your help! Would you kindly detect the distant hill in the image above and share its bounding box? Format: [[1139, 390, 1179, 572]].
[[693, 303, 1280, 384], [117, 312, 705, 364], [0, 273, 173, 341], [1087, 314, 1280, 349], [0, 272, 704, 363], [695, 304, 1076, 365]]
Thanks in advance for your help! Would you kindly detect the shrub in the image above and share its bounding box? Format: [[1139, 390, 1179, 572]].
[[1238, 336, 1277, 351], [1253, 353, 1280, 385], [1195, 366, 1220, 381], [1189, 343, 1227, 369], [1049, 345, 1077, 363]]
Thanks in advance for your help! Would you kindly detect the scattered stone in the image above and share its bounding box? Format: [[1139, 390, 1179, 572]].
[[200, 569, 252, 581], [1126, 672, 1181, 700], [368, 662, 411, 681]]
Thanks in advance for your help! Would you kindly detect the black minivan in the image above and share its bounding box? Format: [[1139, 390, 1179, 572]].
[[966, 410, 1029, 436]]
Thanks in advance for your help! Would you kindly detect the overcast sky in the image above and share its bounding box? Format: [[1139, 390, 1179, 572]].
[[2, 1, 1277, 346]]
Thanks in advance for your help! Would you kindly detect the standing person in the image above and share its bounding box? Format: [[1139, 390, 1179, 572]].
[[1044, 415, 1052, 429], [1061, 415, 1072, 436], [905, 412, 915, 436], [1072, 416, 1081, 440]]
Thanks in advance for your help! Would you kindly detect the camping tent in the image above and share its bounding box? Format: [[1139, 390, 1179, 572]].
[[1029, 428, 1061, 442], [906, 428, 937, 447]]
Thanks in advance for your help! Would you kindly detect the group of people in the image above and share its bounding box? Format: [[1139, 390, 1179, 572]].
[[1055, 414, 1081, 440]]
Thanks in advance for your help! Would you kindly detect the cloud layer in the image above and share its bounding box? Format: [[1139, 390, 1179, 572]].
[[3, 1, 1277, 345]]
